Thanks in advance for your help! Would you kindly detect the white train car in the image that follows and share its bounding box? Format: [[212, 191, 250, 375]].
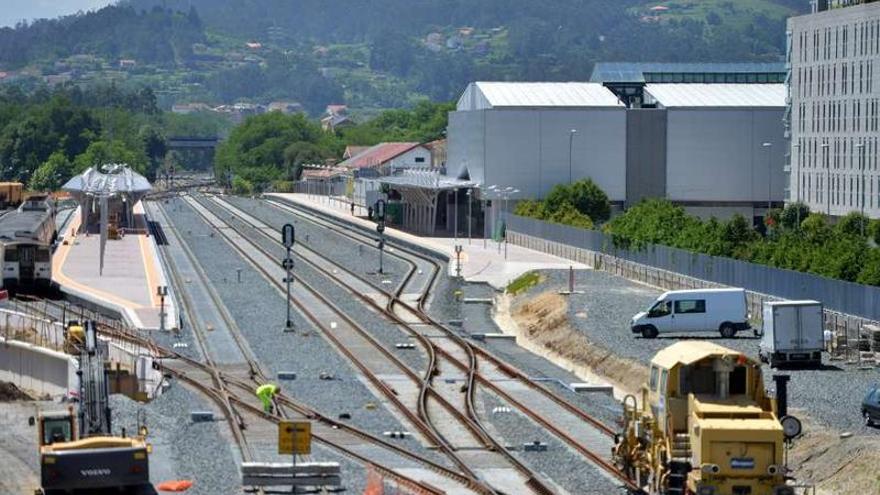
[[0, 195, 56, 291]]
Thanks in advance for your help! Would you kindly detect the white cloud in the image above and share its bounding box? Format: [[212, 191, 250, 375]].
[[0, 0, 118, 28]]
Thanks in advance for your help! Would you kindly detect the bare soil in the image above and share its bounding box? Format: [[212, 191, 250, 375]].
[[501, 289, 880, 495], [0, 381, 32, 401]]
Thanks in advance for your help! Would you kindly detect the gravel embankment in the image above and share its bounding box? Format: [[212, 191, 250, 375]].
[[111, 387, 240, 495], [524, 268, 880, 434], [478, 391, 626, 495], [162, 197, 439, 460]]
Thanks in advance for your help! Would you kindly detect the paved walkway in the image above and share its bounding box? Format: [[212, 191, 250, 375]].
[[266, 193, 587, 289], [52, 202, 176, 330]]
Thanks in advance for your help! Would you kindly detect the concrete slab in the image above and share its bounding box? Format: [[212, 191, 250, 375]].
[[266, 193, 588, 290], [52, 203, 176, 330]]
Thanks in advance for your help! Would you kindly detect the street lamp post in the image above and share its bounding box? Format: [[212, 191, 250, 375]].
[[453, 187, 459, 242], [822, 142, 830, 215], [568, 129, 577, 184], [466, 188, 472, 245], [486, 185, 497, 250], [763, 142, 773, 214], [856, 142, 866, 236]]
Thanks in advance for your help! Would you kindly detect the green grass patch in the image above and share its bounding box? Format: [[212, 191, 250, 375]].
[[506, 271, 542, 296]]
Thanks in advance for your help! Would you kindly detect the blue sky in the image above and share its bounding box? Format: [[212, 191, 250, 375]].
[[0, 0, 117, 28]]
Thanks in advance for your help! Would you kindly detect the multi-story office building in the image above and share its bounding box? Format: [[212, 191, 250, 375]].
[[787, 0, 880, 217]]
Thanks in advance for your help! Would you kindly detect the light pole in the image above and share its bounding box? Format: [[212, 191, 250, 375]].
[[568, 129, 577, 184], [486, 185, 497, 250], [856, 142, 866, 236], [792, 142, 802, 226], [466, 187, 473, 245], [763, 142, 773, 214], [453, 187, 459, 242], [822, 142, 830, 215]]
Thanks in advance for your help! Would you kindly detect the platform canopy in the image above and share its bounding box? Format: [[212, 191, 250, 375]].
[[62, 164, 152, 202], [376, 169, 476, 235]]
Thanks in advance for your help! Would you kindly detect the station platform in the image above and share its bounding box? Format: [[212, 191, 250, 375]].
[[52, 202, 177, 330], [266, 193, 586, 289]]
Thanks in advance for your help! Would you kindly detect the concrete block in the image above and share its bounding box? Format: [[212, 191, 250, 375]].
[[277, 371, 297, 380], [569, 382, 614, 395], [191, 411, 214, 422], [523, 441, 548, 452]]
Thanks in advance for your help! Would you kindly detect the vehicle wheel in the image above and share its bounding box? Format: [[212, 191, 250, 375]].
[[720, 323, 736, 338], [642, 326, 658, 339], [865, 412, 875, 427]]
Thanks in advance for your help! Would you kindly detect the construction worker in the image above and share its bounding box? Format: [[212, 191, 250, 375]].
[[255, 383, 280, 414]]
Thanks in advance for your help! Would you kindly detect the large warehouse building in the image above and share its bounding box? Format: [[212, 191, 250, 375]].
[[447, 82, 627, 203], [787, 0, 880, 218], [444, 81, 786, 223], [638, 84, 788, 220]]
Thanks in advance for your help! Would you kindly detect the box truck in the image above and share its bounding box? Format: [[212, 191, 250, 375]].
[[630, 288, 751, 338], [759, 300, 824, 368]]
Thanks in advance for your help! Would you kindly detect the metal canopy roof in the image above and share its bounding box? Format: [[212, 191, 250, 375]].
[[590, 62, 786, 83], [377, 170, 475, 191], [62, 164, 152, 197], [644, 84, 786, 108], [458, 82, 623, 110]]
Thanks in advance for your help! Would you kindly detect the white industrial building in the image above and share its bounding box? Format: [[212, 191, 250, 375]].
[[447, 82, 627, 202], [640, 84, 788, 220], [787, 1, 880, 218], [444, 81, 787, 225]]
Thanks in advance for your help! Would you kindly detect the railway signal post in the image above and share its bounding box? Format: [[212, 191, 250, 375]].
[[282, 223, 295, 332]]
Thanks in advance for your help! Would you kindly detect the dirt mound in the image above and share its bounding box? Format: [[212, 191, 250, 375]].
[[0, 381, 32, 401], [509, 290, 648, 394]]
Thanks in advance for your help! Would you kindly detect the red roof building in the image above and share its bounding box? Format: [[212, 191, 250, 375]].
[[338, 142, 431, 174]]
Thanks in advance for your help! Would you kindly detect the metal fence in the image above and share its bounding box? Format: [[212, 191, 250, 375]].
[[507, 214, 880, 323]]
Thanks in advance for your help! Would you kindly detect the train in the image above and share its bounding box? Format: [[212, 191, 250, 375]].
[[0, 194, 57, 291], [613, 341, 804, 495]]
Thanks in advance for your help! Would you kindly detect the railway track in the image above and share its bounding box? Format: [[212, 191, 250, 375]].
[[193, 193, 639, 493], [180, 194, 543, 494], [258, 194, 642, 492], [19, 263, 479, 494]]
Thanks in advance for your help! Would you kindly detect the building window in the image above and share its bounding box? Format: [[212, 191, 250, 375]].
[[415, 157, 425, 163]]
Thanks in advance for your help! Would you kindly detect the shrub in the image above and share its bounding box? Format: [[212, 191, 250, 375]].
[[544, 178, 611, 224]]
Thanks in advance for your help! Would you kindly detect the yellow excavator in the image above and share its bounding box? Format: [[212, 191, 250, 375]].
[[32, 321, 150, 494]]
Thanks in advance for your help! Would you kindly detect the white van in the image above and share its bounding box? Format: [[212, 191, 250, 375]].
[[630, 288, 751, 338]]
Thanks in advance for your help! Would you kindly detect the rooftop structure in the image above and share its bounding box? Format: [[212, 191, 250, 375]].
[[644, 84, 787, 108], [456, 82, 623, 110], [591, 62, 786, 108]]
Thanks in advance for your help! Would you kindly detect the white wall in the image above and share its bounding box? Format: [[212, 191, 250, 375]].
[[666, 108, 786, 204], [387, 147, 432, 172], [449, 108, 627, 200], [0, 338, 78, 399]]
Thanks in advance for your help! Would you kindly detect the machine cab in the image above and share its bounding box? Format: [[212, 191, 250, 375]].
[[34, 410, 77, 447], [647, 341, 770, 435]]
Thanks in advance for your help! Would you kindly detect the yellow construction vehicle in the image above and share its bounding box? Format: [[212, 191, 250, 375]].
[[32, 321, 150, 494], [613, 341, 805, 495]]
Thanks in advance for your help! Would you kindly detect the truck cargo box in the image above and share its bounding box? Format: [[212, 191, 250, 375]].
[[760, 300, 823, 368]]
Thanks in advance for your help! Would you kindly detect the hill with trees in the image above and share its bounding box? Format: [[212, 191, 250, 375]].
[[0, 1, 808, 113]]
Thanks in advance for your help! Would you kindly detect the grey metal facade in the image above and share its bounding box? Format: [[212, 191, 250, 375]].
[[787, 2, 880, 217], [447, 108, 627, 200], [625, 109, 667, 206]]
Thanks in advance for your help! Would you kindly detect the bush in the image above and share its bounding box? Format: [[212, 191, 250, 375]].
[[835, 212, 870, 237], [779, 202, 810, 230], [231, 176, 254, 195]]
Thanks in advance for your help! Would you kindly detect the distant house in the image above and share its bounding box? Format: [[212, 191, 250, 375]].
[[118, 59, 136, 69], [338, 142, 431, 176], [446, 36, 463, 50], [44, 73, 72, 86], [321, 113, 353, 132], [0, 72, 8, 80], [268, 101, 304, 114], [246, 42, 263, 50], [458, 27, 475, 37], [425, 32, 445, 51]]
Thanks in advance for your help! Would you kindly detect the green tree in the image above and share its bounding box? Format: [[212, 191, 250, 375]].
[[73, 140, 148, 174], [546, 202, 593, 229], [29, 151, 71, 191], [779, 202, 810, 230], [283, 141, 327, 180], [835, 212, 870, 238], [544, 179, 611, 224]]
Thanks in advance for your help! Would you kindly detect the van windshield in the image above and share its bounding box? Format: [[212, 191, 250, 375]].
[[649, 300, 671, 317]]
